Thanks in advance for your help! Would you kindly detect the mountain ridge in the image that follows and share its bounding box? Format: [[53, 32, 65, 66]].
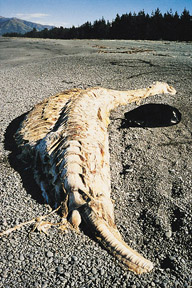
[[0, 16, 54, 36]]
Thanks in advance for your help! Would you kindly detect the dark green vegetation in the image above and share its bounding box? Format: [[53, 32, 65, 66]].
[[3, 9, 192, 41]]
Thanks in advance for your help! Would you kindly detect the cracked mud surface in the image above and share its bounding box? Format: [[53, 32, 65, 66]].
[[0, 38, 191, 287]]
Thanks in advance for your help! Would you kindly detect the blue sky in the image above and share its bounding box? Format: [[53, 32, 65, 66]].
[[1, 0, 191, 28]]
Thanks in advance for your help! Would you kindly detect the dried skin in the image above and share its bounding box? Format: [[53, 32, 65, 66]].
[[15, 82, 176, 274]]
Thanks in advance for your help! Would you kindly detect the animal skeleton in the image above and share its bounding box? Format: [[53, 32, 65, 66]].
[[4, 82, 177, 274]]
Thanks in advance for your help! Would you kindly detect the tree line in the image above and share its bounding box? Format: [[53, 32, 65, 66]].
[[4, 8, 192, 41]]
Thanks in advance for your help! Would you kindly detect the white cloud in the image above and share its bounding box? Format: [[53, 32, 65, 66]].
[[16, 13, 50, 20], [15, 13, 70, 27], [43, 21, 71, 28]]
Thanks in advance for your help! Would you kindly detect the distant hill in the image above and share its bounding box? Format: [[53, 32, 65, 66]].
[[0, 16, 54, 36]]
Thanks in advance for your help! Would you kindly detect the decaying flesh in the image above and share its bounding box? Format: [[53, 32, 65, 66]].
[[14, 82, 176, 274]]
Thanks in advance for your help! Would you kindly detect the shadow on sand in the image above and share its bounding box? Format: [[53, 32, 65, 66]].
[[120, 103, 181, 128], [4, 112, 45, 205]]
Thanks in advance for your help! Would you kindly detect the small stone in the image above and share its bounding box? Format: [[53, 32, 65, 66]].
[[54, 258, 59, 264], [65, 272, 70, 278], [57, 266, 64, 274], [8, 254, 13, 260], [165, 230, 172, 238], [34, 281, 39, 288], [47, 251, 53, 258], [100, 268, 105, 276], [2, 269, 8, 278], [161, 283, 167, 288], [175, 281, 180, 287], [2, 219, 7, 226], [92, 267, 97, 275], [48, 258, 53, 264], [169, 255, 176, 262], [42, 282, 48, 288], [71, 255, 78, 262], [20, 254, 24, 261]]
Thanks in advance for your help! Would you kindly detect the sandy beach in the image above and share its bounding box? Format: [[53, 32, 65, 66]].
[[0, 37, 191, 287]]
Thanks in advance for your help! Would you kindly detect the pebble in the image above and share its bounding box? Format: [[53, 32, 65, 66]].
[[92, 267, 97, 275], [65, 272, 70, 278], [46, 251, 54, 258], [19, 254, 24, 261], [8, 254, 13, 260], [100, 268, 105, 276], [71, 255, 78, 262], [2, 269, 8, 278], [48, 258, 53, 264], [57, 265, 64, 274], [42, 282, 48, 288], [165, 230, 172, 238]]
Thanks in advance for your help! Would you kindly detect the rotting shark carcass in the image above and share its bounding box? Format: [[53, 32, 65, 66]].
[[14, 82, 176, 274]]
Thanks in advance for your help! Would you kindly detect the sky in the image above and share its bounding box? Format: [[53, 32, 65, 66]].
[[1, 0, 191, 28]]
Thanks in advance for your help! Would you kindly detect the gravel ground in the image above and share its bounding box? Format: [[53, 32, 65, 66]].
[[0, 38, 191, 288]]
